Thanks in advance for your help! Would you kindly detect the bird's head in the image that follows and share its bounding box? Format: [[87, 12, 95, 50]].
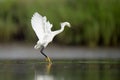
[[61, 22, 71, 28]]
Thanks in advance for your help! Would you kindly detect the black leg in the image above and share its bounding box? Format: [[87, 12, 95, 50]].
[[40, 46, 48, 58], [40, 46, 52, 64]]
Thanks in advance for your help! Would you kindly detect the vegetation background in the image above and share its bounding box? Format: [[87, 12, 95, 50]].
[[0, 0, 120, 47]]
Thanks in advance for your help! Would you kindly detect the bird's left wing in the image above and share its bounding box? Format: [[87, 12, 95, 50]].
[[31, 12, 45, 41], [42, 16, 53, 33]]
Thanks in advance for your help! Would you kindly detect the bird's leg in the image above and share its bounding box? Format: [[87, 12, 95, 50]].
[[40, 46, 52, 64]]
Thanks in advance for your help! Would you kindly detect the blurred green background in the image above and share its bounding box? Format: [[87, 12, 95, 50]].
[[0, 0, 120, 47]]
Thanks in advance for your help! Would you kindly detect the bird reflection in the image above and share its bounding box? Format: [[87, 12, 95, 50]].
[[35, 63, 53, 80], [46, 63, 52, 74], [36, 75, 54, 80]]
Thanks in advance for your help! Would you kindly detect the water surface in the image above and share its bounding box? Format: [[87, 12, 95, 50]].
[[0, 60, 119, 80]]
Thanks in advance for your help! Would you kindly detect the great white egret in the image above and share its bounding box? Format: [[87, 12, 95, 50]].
[[31, 12, 71, 64]]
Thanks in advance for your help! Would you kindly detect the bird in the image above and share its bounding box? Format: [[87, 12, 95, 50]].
[[31, 12, 71, 64]]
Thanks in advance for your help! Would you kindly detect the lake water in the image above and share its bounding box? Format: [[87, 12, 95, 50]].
[[0, 60, 119, 80]]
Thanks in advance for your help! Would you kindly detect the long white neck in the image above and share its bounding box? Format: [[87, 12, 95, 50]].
[[52, 22, 70, 36]]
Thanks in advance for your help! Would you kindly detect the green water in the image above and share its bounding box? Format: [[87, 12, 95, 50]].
[[0, 60, 119, 80]]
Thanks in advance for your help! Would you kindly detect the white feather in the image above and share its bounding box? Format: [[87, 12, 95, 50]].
[[31, 12, 71, 49], [31, 12, 45, 42]]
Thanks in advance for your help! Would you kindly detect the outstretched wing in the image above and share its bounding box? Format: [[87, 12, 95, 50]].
[[31, 12, 45, 41], [43, 16, 53, 33]]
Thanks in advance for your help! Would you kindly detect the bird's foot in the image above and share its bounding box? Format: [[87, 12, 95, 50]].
[[45, 57, 52, 64]]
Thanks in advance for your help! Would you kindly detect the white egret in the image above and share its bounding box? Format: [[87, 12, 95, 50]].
[[31, 12, 71, 64]]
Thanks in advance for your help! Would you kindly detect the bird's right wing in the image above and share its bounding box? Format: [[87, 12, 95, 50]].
[[31, 12, 45, 41]]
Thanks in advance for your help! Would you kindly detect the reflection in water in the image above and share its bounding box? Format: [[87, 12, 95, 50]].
[[0, 60, 119, 80], [35, 75, 54, 80], [35, 63, 53, 80], [46, 63, 52, 74], [34, 61, 119, 80]]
